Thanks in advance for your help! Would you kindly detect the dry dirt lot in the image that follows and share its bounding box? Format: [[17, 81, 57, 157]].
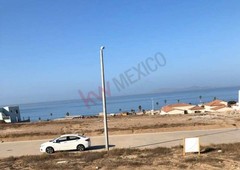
[[1, 112, 240, 169], [1, 143, 240, 170], [0, 112, 240, 142]]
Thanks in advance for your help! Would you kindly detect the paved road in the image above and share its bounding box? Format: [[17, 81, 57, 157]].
[[1, 128, 240, 158]]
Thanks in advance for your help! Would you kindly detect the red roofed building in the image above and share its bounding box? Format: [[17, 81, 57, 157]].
[[188, 105, 205, 114], [204, 100, 228, 112], [160, 103, 193, 115]]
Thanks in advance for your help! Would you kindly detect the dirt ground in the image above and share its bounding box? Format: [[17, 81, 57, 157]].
[[1, 111, 240, 142], [1, 142, 240, 170], [1, 112, 240, 169]]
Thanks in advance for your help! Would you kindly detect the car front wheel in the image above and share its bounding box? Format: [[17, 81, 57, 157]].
[[77, 144, 85, 151], [46, 147, 54, 154]]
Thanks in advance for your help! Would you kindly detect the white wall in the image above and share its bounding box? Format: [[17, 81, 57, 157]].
[[3, 106, 21, 123], [0, 112, 3, 120], [239, 90, 240, 109], [161, 110, 184, 115]]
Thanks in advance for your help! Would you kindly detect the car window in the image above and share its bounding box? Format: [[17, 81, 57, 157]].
[[57, 137, 67, 142], [68, 136, 80, 141]]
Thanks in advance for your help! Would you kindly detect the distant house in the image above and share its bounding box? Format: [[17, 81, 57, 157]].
[[160, 103, 193, 115], [210, 105, 233, 112], [0, 106, 21, 123], [161, 106, 184, 115], [204, 100, 228, 112], [188, 105, 205, 114]]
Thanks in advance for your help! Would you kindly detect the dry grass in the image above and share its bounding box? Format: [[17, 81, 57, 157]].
[[0, 132, 58, 138], [1, 143, 240, 169], [0, 114, 235, 142], [0, 120, 212, 140]]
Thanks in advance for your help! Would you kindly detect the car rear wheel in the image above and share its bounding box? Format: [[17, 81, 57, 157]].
[[46, 147, 54, 154], [77, 144, 85, 151]]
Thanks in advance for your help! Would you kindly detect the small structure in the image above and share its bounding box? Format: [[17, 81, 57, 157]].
[[183, 137, 200, 156], [0, 106, 21, 123]]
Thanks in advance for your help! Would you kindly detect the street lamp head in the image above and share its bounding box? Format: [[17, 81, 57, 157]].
[[100, 46, 105, 50]]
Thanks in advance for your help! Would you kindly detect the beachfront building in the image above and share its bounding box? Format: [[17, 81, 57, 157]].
[[238, 90, 240, 110], [230, 90, 240, 110], [160, 103, 193, 115], [210, 105, 233, 113], [204, 100, 228, 112], [0, 106, 21, 123], [188, 105, 205, 114]]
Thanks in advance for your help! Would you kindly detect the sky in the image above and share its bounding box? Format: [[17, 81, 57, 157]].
[[0, 0, 240, 104]]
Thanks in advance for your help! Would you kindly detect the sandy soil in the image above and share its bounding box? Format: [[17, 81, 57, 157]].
[[1, 143, 240, 170], [1, 111, 240, 142], [1, 112, 240, 169]]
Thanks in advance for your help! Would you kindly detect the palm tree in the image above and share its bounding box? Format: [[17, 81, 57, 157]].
[[138, 105, 142, 112], [199, 95, 202, 103], [164, 99, 167, 105]]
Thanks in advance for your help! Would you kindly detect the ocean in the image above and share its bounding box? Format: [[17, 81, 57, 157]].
[[19, 86, 240, 121]]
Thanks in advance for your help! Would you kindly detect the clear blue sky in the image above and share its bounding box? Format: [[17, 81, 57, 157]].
[[1, 0, 240, 104]]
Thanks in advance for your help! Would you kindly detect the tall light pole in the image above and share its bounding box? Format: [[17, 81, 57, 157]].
[[100, 46, 109, 150]]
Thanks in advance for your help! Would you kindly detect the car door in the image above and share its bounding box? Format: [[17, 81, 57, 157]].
[[54, 137, 68, 151], [65, 136, 81, 150]]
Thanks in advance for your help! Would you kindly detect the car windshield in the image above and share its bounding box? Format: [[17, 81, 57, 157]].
[[49, 137, 58, 142]]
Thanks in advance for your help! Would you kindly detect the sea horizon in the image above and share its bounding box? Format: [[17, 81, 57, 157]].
[[3, 85, 239, 107]]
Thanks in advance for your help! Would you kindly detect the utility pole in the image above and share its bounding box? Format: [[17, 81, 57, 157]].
[[100, 46, 109, 150]]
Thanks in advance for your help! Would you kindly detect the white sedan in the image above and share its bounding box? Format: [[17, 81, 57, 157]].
[[40, 134, 91, 154]]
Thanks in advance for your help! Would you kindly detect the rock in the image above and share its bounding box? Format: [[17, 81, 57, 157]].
[[57, 161, 68, 164]]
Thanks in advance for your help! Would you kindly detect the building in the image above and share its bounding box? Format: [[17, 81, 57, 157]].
[[204, 100, 228, 112], [210, 105, 233, 112], [188, 105, 205, 114], [239, 90, 240, 109], [160, 103, 193, 115], [0, 106, 21, 123]]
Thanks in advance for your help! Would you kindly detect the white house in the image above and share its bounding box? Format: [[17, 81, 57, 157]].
[[204, 100, 228, 112], [160, 103, 193, 115], [0, 106, 21, 123], [188, 105, 205, 114], [210, 105, 233, 112]]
